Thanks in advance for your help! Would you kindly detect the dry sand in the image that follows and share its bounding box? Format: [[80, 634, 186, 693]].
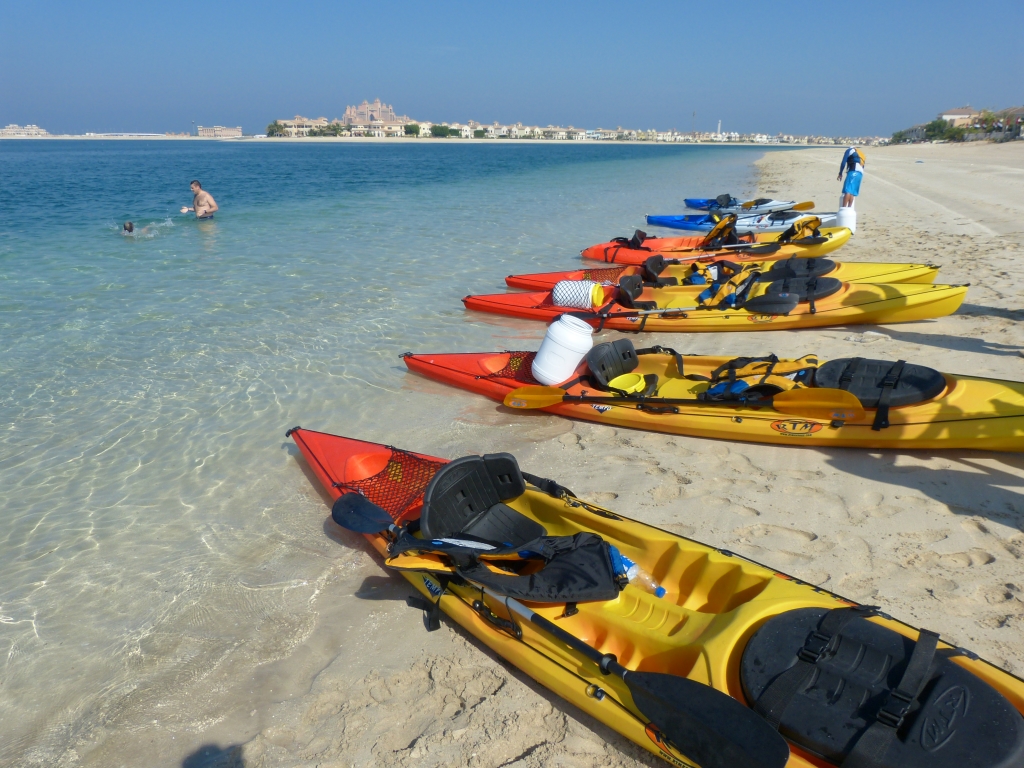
[[169, 142, 1024, 768]]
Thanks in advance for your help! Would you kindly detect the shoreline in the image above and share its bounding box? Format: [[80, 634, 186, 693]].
[[1, 134, 802, 147]]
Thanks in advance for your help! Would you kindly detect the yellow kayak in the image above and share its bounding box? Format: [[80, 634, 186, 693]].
[[289, 427, 1024, 767], [464, 279, 967, 332], [505, 257, 941, 291], [581, 227, 852, 265], [403, 344, 1024, 451]]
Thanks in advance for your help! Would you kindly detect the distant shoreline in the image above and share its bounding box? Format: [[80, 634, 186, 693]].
[[0, 134, 804, 148]]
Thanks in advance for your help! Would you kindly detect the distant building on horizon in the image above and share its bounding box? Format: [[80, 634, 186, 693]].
[[277, 116, 331, 136], [198, 125, 243, 138], [342, 99, 410, 126], [1, 123, 50, 137], [939, 106, 981, 127]]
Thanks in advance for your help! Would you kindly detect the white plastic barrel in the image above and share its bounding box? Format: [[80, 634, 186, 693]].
[[531, 315, 594, 385], [836, 199, 857, 234]]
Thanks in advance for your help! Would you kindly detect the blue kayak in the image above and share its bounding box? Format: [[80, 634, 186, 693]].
[[685, 196, 799, 214]]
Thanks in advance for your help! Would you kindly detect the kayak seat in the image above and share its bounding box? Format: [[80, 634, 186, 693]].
[[617, 275, 657, 310], [586, 339, 639, 388], [740, 607, 1024, 767], [641, 255, 679, 286], [764, 276, 842, 302], [611, 229, 648, 250], [814, 358, 946, 408], [760, 257, 836, 281], [420, 454, 545, 547]]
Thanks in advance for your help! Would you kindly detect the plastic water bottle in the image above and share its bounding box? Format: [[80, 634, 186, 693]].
[[609, 546, 666, 598]]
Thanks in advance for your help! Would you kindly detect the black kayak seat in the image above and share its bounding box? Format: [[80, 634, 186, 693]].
[[420, 454, 545, 547], [815, 358, 946, 408], [586, 339, 639, 389], [760, 257, 837, 281], [740, 607, 1024, 767], [764, 276, 842, 302]]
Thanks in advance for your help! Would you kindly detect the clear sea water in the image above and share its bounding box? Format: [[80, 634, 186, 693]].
[[0, 140, 765, 765]]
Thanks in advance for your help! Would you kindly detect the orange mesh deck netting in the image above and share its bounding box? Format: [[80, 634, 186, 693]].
[[336, 448, 445, 522], [581, 267, 626, 283], [480, 351, 539, 384]]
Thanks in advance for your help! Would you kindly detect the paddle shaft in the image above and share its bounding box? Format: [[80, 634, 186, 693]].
[[491, 588, 629, 676], [484, 588, 790, 768], [561, 393, 773, 409]]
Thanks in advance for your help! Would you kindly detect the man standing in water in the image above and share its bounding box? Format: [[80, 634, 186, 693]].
[[180, 180, 219, 218], [837, 147, 865, 208]]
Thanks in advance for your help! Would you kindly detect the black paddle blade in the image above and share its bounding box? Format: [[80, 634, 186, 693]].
[[742, 292, 800, 316], [331, 492, 394, 533], [625, 671, 789, 768]]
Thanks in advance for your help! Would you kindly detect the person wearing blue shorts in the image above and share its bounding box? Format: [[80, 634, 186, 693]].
[[838, 147, 865, 207]]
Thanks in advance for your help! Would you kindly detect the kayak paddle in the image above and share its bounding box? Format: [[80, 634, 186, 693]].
[[330, 493, 791, 768], [487, 588, 790, 768], [332, 492, 399, 533], [503, 386, 866, 422], [589, 293, 801, 319], [740, 199, 814, 211], [691, 242, 782, 255]]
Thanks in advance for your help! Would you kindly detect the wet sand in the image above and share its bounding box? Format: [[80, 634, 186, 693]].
[[136, 142, 1024, 767]]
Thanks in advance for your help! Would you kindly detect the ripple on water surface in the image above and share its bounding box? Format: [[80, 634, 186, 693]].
[[0, 139, 765, 764]]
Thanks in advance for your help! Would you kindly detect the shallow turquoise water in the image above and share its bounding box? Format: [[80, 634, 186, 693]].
[[0, 140, 767, 763]]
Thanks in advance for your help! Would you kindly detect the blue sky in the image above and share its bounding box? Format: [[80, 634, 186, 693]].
[[2, 0, 1021, 136]]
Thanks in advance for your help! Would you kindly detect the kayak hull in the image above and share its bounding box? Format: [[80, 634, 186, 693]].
[[463, 283, 968, 332], [505, 261, 941, 291], [582, 227, 852, 264], [684, 197, 797, 214], [289, 427, 1024, 767], [647, 212, 838, 233], [402, 351, 1024, 451]]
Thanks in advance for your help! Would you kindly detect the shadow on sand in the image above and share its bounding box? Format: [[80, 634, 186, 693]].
[[182, 743, 245, 768], [819, 447, 1024, 526], [857, 322, 1024, 358]]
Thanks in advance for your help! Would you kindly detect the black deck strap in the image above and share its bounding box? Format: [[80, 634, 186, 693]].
[[871, 360, 906, 431], [807, 276, 818, 314], [754, 606, 878, 730], [412, 574, 451, 631], [841, 629, 940, 768], [837, 357, 863, 390], [522, 471, 577, 500], [758, 356, 779, 385], [566, 309, 608, 333]]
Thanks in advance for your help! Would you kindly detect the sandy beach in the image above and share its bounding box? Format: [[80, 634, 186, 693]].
[[119, 141, 1023, 768]]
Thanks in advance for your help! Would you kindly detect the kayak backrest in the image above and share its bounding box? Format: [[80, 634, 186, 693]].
[[777, 216, 821, 243], [701, 214, 740, 247], [714, 193, 734, 208], [586, 339, 639, 389], [814, 358, 946, 408], [740, 607, 1024, 767], [420, 454, 544, 547]]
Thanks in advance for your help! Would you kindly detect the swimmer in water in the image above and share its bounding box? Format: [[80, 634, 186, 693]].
[[122, 221, 155, 236], [180, 180, 218, 219]]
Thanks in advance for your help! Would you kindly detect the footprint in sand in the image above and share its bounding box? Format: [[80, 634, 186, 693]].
[[734, 523, 819, 543], [580, 491, 618, 504], [938, 549, 996, 568]]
